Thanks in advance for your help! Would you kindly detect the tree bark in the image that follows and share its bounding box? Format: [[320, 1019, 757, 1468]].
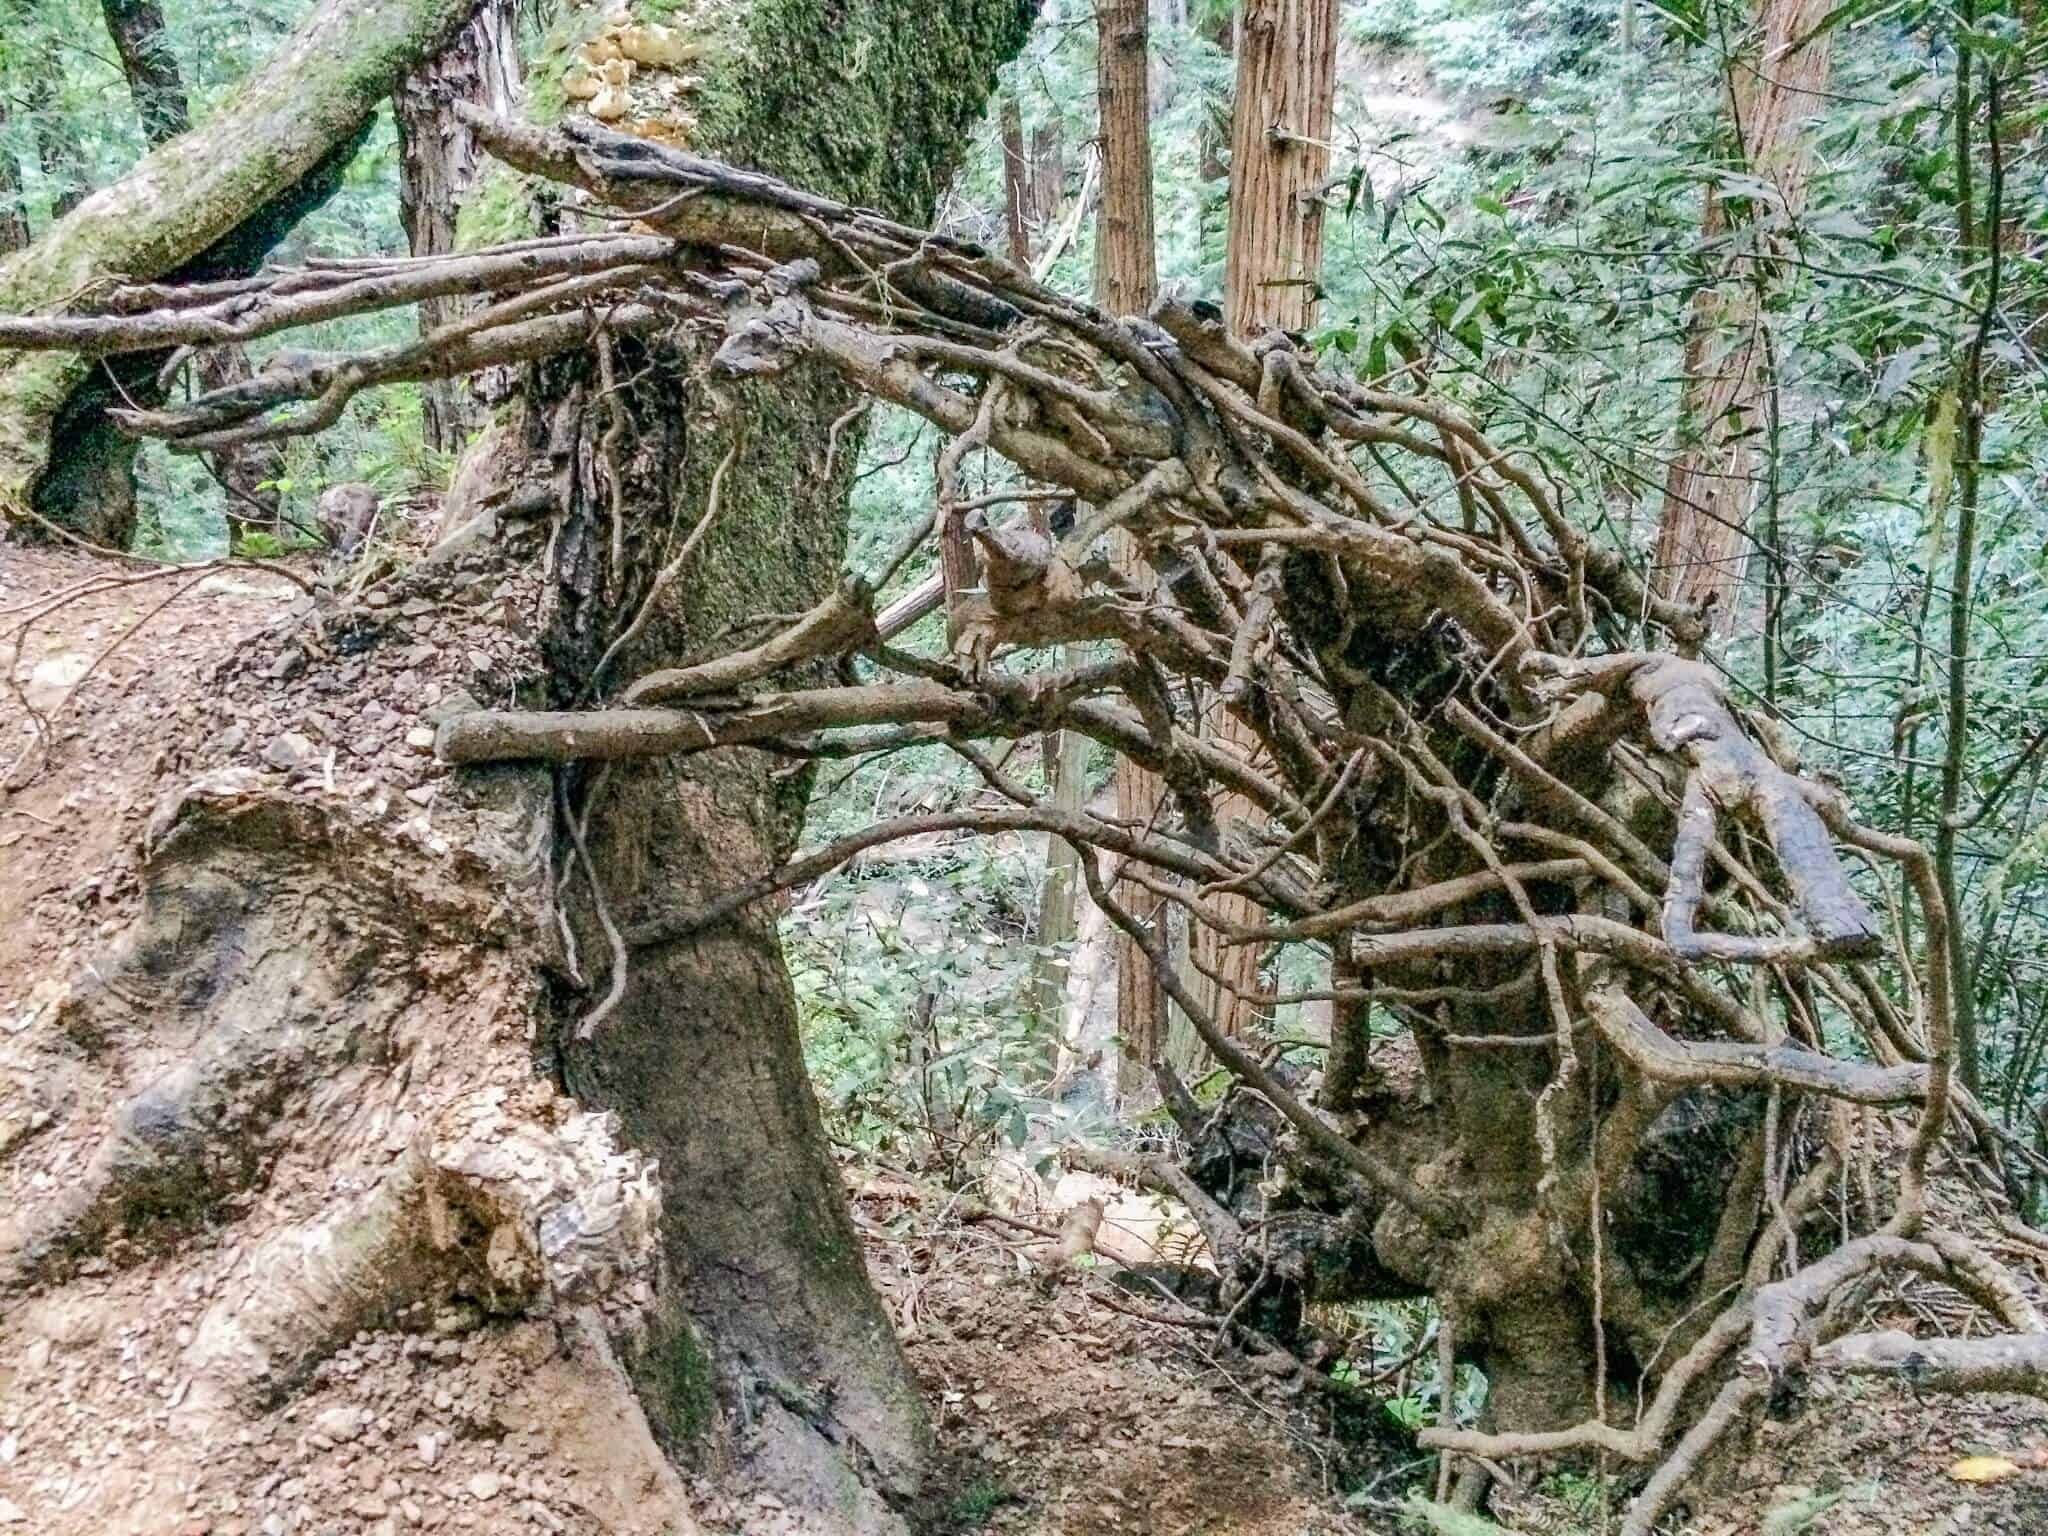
[[96, 0, 284, 542], [1197, 0, 1336, 1040], [0, 98, 27, 255], [396, 0, 523, 456], [102, 0, 191, 147], [0, 0, 489, 546], [1653, 0, 1833, 626], [1000, 89, 1032, 265], [1095, 0, 1170, 1091], [491, 0, 1036, 1513]]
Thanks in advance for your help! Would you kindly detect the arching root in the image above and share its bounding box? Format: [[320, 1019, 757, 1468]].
[[181, 1083, 658, 1413]]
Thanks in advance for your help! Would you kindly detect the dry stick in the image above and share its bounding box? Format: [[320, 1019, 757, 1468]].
[[623, 577, 875, 705]]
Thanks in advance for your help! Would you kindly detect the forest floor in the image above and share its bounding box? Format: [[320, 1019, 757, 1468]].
[[5, 542, 2048, 1536]]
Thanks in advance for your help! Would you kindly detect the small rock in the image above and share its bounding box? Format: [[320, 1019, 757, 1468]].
[[365, 590, 394, 609], [423, 690, 482, 727], [0, 1495, 23, 1524], [405, 727, 437, 752], [264, 733, 315, 772], [405, 785, 436, 807], [417, 1433, 441, 1468], [314, 1406, 364, 1444], [468, 1472, 502, 1501]]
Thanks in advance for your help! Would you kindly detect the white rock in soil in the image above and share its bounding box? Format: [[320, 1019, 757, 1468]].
[[314, 1406, 364, 1443], [468, 1472, 503, 1501]]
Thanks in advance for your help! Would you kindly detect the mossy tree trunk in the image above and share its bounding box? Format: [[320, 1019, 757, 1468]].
[[0, 0, 488, 545], [495, 0, 1036, 1515]]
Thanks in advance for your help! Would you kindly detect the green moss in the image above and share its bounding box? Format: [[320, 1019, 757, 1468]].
[[639, 1310, 720, 1449], [688, 0, 1035, 218], [454, 162, 542, 250]]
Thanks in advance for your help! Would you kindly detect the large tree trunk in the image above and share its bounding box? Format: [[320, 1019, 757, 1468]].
[[459, 0, 1036, 1513], [0, 0, 488, 546], [0, 4, 1032, 1531], [1652, 0, 1833, 626], [396, 0, 522, 457], [1095, 0, 1171, 1092], [1194, 0, 1336, 1040]]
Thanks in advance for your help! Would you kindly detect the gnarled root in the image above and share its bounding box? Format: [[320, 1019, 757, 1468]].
[[182, 1083, 658, 1412]]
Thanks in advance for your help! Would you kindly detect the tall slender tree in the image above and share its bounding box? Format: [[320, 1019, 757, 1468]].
[[1196, 0, 1337, 1042], [0, 101, 27, 255], [1095, 0, 1169, 1088], [1000, 88, 1032, 264], [1653, 0, 1833, 625]]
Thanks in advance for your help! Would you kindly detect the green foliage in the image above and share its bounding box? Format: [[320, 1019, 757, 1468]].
[[943, 1477, 1016, 1531], [785, 808, 1077, 1179]]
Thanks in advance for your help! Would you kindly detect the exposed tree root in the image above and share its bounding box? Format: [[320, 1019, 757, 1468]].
[[182, 1083, 657, 1411]]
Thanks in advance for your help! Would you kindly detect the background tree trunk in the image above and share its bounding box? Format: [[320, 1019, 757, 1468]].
[[1000, 89, 1032, 264], [97, 0, 284, 541], [1196, 0, 1336, 1040], [1095, 0, 1170, 1094], [0, 0, 488, 546], [1653, 0, 1833, 625], [102, 0, 191, 147], [396, 0, 522, 457], [0, 99, 27, 255]]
